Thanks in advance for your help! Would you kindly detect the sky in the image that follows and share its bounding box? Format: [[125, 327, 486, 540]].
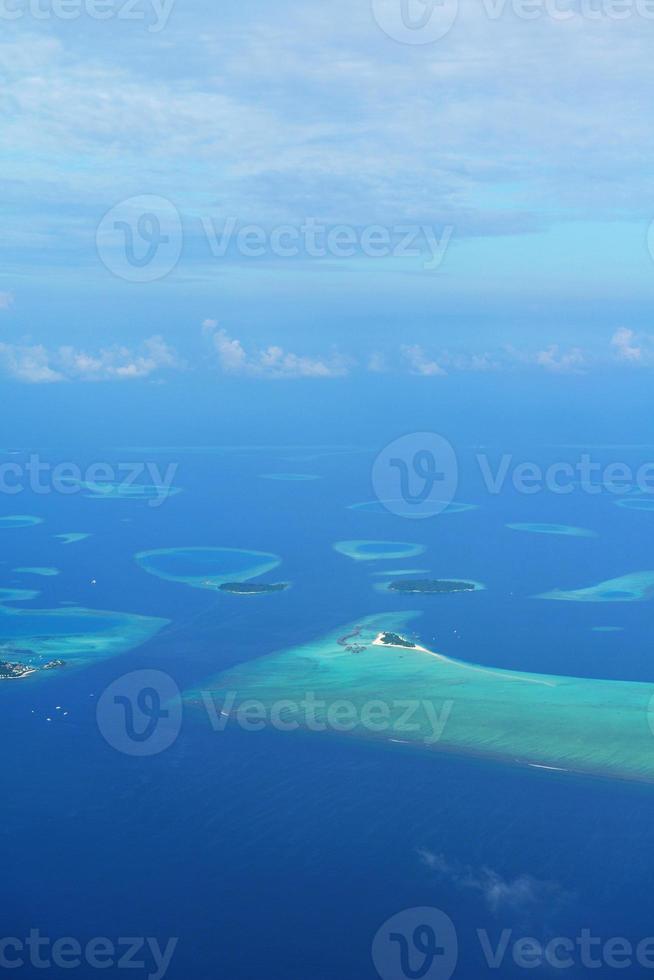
[[2, 0, 654, 384]]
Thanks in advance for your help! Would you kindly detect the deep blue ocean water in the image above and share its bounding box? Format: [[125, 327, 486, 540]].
[[4, 376, 654, 979]]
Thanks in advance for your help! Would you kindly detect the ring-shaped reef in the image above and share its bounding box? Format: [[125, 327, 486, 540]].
[[0, 587, 167, 678], [537, 571, 654, 602], [135, 546, 282, 591], [348, 499, 477, 516], [333, 540, 426, 562], [507, 523, 597, 538], [0, 516, 43, 529]]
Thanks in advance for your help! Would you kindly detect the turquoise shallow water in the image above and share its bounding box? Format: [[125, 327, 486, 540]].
[[188, 612, 654, 783], [259, 472, 322, 481], [0, 587, 167, 669], [54, 532, 91, 544], [74, 481, 182, 502], [135, 546, 283, 590], [507, 522, 597, 537], [13, 567, 60, 577], [538, 571, 654, 602], [0, 515, 43, 529], [334, 539, 426, 561], [348, 499, 477, 516], [616, 497, 654, 512]]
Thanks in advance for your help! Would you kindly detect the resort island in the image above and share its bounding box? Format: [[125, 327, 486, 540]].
[[375, 631, 418, 649], [218, 582, 289, 595], [0, 658, 65, 679], [388, 579, 480, 595]]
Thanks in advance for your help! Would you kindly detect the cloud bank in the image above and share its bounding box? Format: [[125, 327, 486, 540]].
[[1, 321, 653, 383], [205, 322, 351, 378], [0, 335, 181, 383]]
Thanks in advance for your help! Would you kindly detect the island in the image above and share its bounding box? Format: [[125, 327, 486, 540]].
[[0, 661, 38, 679], [375, 631, 417, 649], [218, 582, 289, 595], [0, 657, 66, 679], [389, 579, 478, 595]]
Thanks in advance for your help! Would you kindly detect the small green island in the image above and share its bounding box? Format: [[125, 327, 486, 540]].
[[389, 579, 478, 595], [218, 582, 289, 595], [0, 658, 65, 680], [376, 631, 417, 649]]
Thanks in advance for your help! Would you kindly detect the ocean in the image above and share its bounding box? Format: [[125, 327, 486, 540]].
[[4, 374, 654, 979]]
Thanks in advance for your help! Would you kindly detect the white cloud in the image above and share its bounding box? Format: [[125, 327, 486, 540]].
[[367, 351, 388, 373], [0, 343, 63, 383], [417, 850, 568, 918], [398, 339, 607, 376], [0, 292, 13, 311], [401, 344, 447, 376], [5, 9, 654, 263], [611, 327, 646, 363], [207, 324, 350, 378], [7, 326, 645, 386], [534, 344, 586, 373], [0, 335, 181, 383]]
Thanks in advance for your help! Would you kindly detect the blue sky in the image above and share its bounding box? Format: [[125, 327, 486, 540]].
[[2, 0, 654, 382]]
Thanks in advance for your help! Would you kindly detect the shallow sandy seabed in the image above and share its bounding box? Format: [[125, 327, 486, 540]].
[[186, 612, 654, 783]]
